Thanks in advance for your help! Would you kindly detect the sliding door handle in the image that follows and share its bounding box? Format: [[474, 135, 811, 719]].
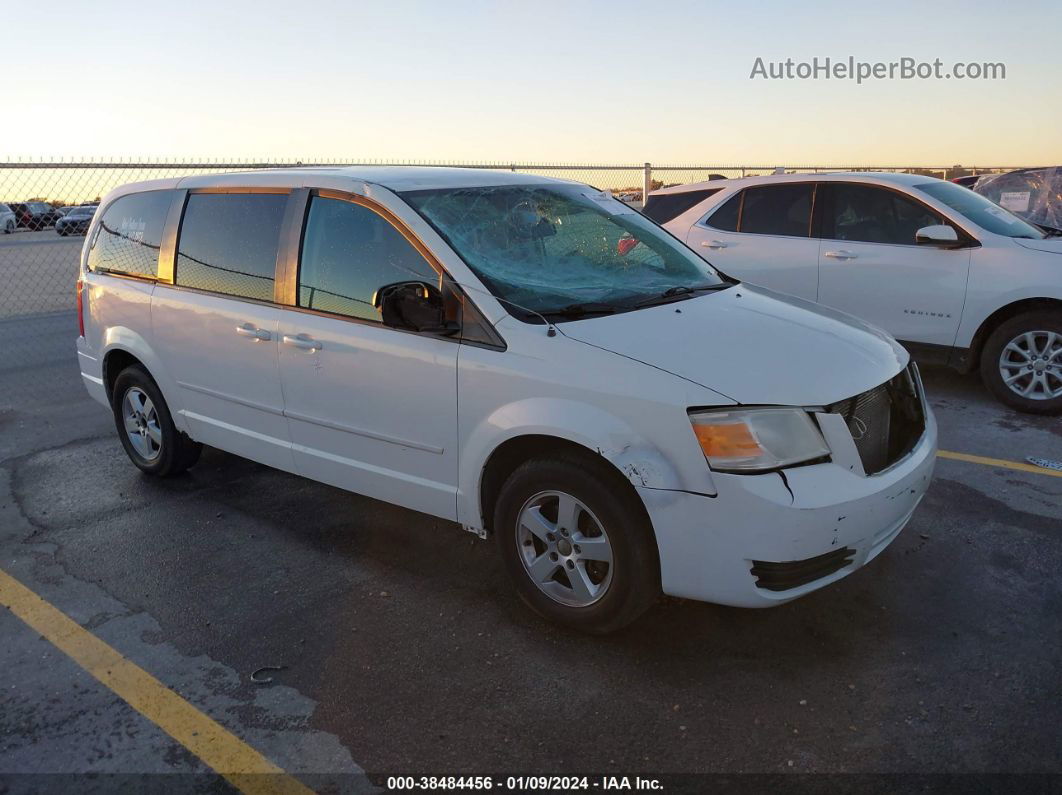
[[282, 333, 322, 352]]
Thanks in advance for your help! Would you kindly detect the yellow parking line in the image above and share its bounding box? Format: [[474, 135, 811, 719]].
[[0, 568, 312, 795], [937, 450, 1062, 478]]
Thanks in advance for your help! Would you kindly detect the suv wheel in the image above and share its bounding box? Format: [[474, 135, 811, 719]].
[[111, 365, 202, 475], [494, 453, 660, 634], [980, 311, 1062, 414]]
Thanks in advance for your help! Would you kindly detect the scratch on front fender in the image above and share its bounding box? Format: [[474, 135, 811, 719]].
[[596, 444, 668, 489]]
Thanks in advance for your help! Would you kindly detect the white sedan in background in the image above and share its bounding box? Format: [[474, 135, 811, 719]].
[[0, 203, 17, 234], [646, 173, 1062, 414]]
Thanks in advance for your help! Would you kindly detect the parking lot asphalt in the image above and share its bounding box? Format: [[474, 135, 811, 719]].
[[1, 311, 1060, 788]]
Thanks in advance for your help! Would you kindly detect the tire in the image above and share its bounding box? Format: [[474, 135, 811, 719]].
[[111, 365, 202, 475], [980, 311, 1062, 415], [3, 221, 11, 234], [494, 452, 660, 634]]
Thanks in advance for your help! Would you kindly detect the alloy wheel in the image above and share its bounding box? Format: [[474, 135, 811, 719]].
[[122, 387, 163, 460], [998, 330, 1062, 401], [516, 490, 614, 607]]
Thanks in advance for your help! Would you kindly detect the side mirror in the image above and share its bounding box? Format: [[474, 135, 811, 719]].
[[915, 224, 960, 247], [373, 281, 459, 335]]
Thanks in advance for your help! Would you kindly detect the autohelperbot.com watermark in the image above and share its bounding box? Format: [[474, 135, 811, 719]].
[[750, 56, 1006, 84]]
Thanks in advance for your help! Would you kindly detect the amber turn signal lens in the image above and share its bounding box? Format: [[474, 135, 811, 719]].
[[693, 422, 763, 459]]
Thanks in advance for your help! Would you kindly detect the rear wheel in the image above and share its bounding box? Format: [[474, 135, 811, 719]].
[[980, 312, 1062, 414], [494, 453, 660, 634], [111, 365, 202, 475]]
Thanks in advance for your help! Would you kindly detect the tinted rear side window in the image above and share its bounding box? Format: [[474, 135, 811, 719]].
[[298, 196, 438, 322], [175, 193, 287, 302], [87, 191, 172, 278], [739, 184, 814, 237], [642, 188, 722, 224]]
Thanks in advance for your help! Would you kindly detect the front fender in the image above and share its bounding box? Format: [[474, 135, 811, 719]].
[[456, 397, 712, 532]]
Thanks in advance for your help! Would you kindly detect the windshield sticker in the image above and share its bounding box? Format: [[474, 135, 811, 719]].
[[983, 206, 1022, 225], [998, 191, 1031, 213]]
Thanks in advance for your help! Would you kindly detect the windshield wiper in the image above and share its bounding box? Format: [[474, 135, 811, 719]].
[[632, 283, 729, 308], [542, 301, 623, 319]]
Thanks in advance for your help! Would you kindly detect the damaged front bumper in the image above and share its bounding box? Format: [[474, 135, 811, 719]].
[[639, 409, 937, 607]]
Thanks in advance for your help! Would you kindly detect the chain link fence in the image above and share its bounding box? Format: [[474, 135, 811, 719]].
[[0, 159, 1024, 408]]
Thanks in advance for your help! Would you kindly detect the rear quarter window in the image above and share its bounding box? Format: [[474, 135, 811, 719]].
[[88, 191, 173, 279]]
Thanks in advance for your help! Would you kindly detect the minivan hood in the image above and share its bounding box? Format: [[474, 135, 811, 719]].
[[560, 284, 909, 406], [1014, 237, 1062, 255]]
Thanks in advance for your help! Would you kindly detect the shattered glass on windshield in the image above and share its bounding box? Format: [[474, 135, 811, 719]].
[[402, 184, 724, 319]]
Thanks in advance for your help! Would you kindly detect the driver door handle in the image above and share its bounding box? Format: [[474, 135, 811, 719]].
[[701, 239, 729, 249], [282, 333, 322, 352], [824, 249, 858, 260]]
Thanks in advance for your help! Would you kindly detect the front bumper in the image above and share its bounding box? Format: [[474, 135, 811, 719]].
[[640, 409, 937, 607]]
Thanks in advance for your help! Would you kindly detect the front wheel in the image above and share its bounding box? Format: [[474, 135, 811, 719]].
[[494, 453, 660, 634], [111, 365, 202, 475], [980, 312, 1062, 414]]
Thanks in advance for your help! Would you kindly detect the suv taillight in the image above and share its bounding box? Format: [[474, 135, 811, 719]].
[[76, 278, 85, 337]]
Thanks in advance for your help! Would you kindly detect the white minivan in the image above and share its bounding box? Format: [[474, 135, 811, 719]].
[[77, 167, 936, 633], [646, 173, 1062, 414]]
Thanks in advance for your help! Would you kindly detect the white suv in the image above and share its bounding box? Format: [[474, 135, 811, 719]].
[[77, 167, 936, 633], [647, 173, 1062, 414]]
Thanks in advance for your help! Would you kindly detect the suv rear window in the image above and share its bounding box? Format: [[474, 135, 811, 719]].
[[87, 190, 173, 279], [642, 188, 722, 224]]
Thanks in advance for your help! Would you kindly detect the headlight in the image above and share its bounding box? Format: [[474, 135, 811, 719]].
[[689, 408, 830, 473]]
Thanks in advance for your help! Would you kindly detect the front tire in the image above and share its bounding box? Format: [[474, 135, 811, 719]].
[[494, 453, 660, 634], [111, 365, 202, 475], [980, 311, 1062, 415]]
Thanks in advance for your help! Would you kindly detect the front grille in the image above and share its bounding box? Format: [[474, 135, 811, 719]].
[[751, 547, 856, 591], [827, 365, 925, 475]]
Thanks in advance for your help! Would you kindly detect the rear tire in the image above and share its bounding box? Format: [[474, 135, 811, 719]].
[[111, 365, 202, 476], [494, 452, 660, 634], [980, 311, 1062, 415]]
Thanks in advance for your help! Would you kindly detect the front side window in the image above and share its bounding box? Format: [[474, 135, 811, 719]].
[[825, 184, 942, 245], [916, 180, 1045, 239], [87, 190, 173, 278], [175, 193, 287, 301], [738, 184, 814, 237], [402, 184, 725, 319], [298, 196, 439, 322]]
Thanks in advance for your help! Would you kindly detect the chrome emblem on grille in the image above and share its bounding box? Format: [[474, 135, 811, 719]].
[[848, 415, 868, 440]]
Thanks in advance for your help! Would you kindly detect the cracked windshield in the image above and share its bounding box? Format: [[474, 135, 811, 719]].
[[403, 184, 727, 319]]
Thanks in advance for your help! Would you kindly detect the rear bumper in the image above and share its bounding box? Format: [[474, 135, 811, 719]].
[[640, 409, 937, 607], [77, 340, 108, 408]]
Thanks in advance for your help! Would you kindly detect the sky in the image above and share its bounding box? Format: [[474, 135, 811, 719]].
[[3, 0, 1060, 166]]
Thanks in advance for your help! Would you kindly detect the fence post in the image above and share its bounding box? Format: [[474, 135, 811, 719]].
[[643, 162, 652, 202]]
